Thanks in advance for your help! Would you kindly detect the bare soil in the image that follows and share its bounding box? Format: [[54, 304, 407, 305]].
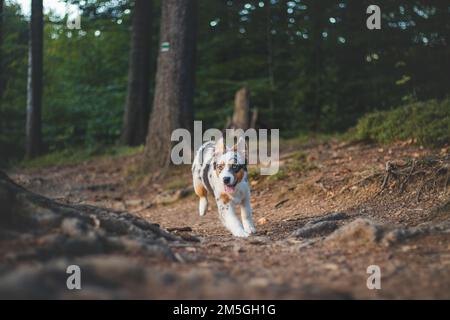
[[4, 139, 450, 299]]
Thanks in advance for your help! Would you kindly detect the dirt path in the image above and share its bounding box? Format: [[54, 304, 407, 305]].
[[6, 140, 450, 299]]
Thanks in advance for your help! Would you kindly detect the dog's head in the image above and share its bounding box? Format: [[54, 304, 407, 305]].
[[213, 137, 247, 193]]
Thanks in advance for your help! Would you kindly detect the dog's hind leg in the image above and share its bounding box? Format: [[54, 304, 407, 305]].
[[194, 182, 208, 216]]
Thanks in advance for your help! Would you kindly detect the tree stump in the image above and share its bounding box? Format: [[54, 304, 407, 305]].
[[230, 87, 251, 130]]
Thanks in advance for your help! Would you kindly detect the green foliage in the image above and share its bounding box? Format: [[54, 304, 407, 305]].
[[195, 0, 450, 135], [247, 167, 259, 181], [0, 4, 134, 165], [41, 13, 131, 151], [353, 99, 450, 147], [1, 0, 450, 166], [0, 3, 28, 165]]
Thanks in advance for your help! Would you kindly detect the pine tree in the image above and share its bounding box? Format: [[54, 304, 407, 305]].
[[143, 0, 197, 171]]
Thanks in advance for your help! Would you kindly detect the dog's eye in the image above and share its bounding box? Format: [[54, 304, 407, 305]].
[[231, 164, 239, 171]]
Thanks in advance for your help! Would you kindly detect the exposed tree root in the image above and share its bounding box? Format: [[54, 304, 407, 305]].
[[373, 157, 449, 202], [0, 171, 181, 262]]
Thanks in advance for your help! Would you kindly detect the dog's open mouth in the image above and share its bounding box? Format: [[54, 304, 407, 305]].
[[224, 184, 236, 193]]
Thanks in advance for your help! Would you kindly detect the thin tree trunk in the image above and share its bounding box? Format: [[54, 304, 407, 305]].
[[179, 1, 196, 135], [25, 0, 43, 159], [121, 0, 153, 146], [143, 0, 197, 171], [0, 0, 4, 99], [266, 2, 275, 112], [311, 0, 323, 132]]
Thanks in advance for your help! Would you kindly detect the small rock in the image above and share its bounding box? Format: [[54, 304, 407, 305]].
[[324, 219, 383, 247], [89, 214, 101, 229], [248, 236, 269, 245], [61, 218, 87, 236], [322, 263, 339, 271], [400, 245, 416, 252], [249, 278, 270, 288]]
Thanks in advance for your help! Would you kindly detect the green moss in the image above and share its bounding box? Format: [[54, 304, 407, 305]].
[[247, 167, 260, 180], [352, 99, 450, 147], [267, 169, 287, 181]]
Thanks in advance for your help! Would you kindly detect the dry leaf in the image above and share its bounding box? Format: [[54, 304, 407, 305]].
[[257, 217, 268, 225]]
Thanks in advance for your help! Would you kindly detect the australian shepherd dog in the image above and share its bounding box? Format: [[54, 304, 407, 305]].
[[192, 137, 256, 237]]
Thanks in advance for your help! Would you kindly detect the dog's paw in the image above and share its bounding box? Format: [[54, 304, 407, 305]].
[[232, 229, 249, 238], [243, 222, 257, 235]]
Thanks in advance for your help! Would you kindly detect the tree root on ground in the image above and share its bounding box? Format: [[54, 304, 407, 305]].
[[0, 171, 182, 262], [373, 157, 449, 202]]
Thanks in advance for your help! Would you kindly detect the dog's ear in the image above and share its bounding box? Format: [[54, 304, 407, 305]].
[[215, 137, 226, 155], [233, 136, 248, 163]]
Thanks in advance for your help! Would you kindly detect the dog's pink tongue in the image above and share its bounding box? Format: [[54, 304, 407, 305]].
[[224, 185, 235, 193]]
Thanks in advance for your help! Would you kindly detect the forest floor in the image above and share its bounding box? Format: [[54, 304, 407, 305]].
[[4, 138, 450, 299]]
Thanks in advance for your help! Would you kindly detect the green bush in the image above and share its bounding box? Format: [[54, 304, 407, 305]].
[[353, 99, 450, 147]]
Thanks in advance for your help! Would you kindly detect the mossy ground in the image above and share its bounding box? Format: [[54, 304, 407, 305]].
[[352, 99, 450, 147]]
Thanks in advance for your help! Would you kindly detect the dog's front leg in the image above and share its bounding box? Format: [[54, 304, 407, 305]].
[[240, 195, 256, 235], [217, 200, 248, 237]]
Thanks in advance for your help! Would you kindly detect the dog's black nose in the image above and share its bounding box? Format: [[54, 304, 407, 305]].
[[223, 177, 231, 184]]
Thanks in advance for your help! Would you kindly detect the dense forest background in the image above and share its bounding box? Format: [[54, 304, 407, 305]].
[[0, 0, 449, 164]]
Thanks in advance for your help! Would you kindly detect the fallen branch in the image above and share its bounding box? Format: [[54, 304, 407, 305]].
[[375, 161, 393, 196]]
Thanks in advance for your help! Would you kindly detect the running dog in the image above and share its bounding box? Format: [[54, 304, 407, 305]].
[[192, 137, 256, 237]]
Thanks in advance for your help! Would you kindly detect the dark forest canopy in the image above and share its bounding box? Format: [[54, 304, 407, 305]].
[[0, 0, 449, 162]]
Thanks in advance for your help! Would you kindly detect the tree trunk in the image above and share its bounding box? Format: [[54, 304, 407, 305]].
[[311, 0, 324, 132], [25, 0, 43, 159], [121, 0, 153, 146], [266, 3, 275, 112], [229, 87, 250, 130], [0, 0, 4, 99], [143, 0, 197, 171]]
